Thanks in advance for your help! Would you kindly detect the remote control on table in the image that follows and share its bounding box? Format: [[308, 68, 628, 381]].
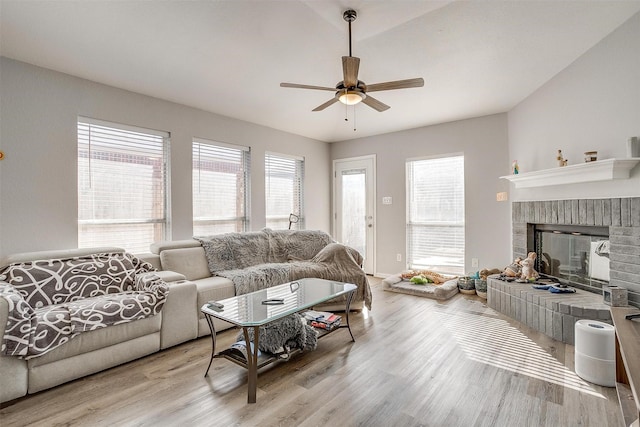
[[206, 301, 224, 311]]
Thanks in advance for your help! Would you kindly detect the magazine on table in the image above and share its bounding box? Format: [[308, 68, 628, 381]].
[[303, 310, 342, 330], [229, 340, 264, 361]]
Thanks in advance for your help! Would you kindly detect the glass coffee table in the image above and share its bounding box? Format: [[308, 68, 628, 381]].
[[201, 278, 357, 403]]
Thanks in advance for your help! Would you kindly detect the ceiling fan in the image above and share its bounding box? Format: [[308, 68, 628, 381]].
[[280, 9, 424, 112]]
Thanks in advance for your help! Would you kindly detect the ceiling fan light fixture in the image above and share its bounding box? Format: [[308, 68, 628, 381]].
[[338, 90, 365, 105]]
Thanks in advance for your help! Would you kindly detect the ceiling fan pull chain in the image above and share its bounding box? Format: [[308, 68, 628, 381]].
[[345, 89, 349, 121], [353, 105, 357, 131]]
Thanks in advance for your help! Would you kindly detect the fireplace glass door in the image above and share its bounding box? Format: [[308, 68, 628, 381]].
[[535, 225, 610, 292]]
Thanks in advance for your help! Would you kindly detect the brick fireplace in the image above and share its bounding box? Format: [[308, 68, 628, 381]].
[[511, 197, 640, 307]]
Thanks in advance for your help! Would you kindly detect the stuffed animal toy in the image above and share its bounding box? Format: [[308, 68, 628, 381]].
[[519, 252, 539, 281], [504, 258, 522, 277], [479, 268, 502, 280]]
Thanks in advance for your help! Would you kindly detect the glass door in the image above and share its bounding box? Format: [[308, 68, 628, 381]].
[[334, 156, 375, 274]]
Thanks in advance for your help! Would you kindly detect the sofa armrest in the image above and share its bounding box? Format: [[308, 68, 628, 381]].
[[0, 296, 28, 403], [153, 270, 187, 283], [160, 280, 198, 349], [134, 273, 169, 298], [0, 282, 34, 357]]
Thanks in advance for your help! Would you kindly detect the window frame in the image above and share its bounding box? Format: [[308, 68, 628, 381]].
[[192, 138, 251, 235], [265, 152, 305, 230], [77, 116, 170, 253], [406, 153, 465, 275]]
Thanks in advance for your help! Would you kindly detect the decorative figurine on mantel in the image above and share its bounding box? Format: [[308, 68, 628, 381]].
[[557, 149, 568, 167], [512, 160, 519, 174]]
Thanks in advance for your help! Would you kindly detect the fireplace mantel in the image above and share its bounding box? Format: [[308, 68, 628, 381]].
[[501, 158, 640, 188]]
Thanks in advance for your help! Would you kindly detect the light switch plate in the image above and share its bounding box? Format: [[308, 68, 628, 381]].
[[382, 196, 392, 205]]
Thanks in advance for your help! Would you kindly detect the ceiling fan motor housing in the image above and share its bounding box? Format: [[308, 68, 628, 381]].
[[343, 9, 357, 22]]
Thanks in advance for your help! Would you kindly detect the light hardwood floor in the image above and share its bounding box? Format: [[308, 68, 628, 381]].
[[1, 278, 623, 427]]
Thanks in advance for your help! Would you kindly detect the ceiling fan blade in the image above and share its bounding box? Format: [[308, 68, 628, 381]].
[[361, 95, 390, 112], [280, 83, 336, 91], [365, 78, 424, 92], [342, 56, 360, 88], [312, 97, 339, 112]]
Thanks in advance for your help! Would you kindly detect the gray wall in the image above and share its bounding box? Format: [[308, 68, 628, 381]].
[[508, 11, 640, 202], [331, 113, 512, 276], [0, 58, 331, 257]]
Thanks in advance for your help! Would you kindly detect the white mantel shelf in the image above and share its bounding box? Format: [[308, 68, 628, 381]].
[[500, 158, 640, 188]]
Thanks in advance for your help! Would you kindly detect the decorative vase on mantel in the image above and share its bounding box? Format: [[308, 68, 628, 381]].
[[628, 136, 640, 158]]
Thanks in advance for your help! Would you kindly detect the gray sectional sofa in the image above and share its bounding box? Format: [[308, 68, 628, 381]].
[[141, 229, 371, 337], [1, 229, 371, 403]]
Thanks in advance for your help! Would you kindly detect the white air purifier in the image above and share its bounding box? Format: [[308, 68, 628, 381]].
[[574, 319, 616, 387]]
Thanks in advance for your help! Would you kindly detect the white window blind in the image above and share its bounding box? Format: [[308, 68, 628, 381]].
[[406, 155, 464, 275], [265, 153, 305, 230], [77, 117, 169, 253], [192, 139, 250, 235]]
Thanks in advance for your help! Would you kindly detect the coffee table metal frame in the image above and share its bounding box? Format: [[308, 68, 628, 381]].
[[201, 278, 357, 403]]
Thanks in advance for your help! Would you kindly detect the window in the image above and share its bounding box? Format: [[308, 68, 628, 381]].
[[406, 154, 464, 275], [265, 153, 304, 230], [192, 139, 250, 235], [78, 118, 169, 253]]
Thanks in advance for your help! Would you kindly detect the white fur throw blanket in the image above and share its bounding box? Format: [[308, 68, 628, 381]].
[[196, 229, 372, 310]]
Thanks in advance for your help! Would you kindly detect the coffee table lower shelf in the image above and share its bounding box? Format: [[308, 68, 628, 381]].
[[214, 324, 351, 370]]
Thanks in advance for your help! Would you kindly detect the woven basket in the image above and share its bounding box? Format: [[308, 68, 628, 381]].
[[457, 277, 476, 294], [474, 279, 487, 292], [474, 279, 487, 298]]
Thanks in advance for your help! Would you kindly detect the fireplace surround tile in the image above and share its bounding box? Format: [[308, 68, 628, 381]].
[[622, 198, 631, 226], [603, 199, 611, 225], [612, 198, 622, 226], [633, 198, 640, 227], [587, 199, 595, 225]]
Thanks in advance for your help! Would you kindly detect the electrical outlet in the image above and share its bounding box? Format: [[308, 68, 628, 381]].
[[496, 192, 508, 202], [396, 253, 402, 262], [472, 258, 479, 268]]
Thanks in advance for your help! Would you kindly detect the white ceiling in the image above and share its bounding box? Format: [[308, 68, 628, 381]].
[[1, 1, 639, 142]]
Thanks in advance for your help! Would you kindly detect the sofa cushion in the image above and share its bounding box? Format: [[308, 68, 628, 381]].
[[0, 252, 151, 308], [194, 276, 235, 318], [216, 263, 291, 296], [67, 291, 165, 333], [266, 229, 334, 261], [27, 314, 160, 368], [196, 230, 270, 271], [160, 247, 210, 281]]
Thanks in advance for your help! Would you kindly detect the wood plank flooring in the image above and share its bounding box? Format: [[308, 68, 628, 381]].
[[0, 278, 623, 427]]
